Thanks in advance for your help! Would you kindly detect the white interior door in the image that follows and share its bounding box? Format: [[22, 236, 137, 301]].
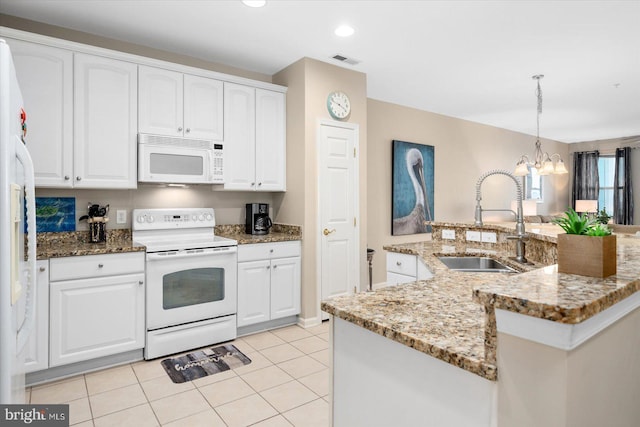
[[318, 122, 359, 320]]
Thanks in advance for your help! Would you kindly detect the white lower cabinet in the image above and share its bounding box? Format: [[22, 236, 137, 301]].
[[237, 242, 301, 327], [386, 251, 433, 286], [25, 260, 50, 373], [49, 253, 145, 367]]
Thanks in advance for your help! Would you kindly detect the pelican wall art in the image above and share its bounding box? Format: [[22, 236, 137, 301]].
[[392, 140, 434, 235]]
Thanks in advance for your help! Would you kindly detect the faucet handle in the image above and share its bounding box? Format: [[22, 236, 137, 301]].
[[506, 234, 529, 241]]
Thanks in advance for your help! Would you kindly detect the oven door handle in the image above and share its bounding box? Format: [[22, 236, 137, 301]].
[[146, 246, 237, 261]]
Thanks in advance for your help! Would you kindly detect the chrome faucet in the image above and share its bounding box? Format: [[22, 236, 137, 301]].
[[474, 169, 528, 263]]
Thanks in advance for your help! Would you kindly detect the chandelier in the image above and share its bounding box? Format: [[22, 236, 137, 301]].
[[514, 75, 568, 176]]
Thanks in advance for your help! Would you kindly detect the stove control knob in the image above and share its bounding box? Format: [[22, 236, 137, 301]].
[[192, 214, 198, 221], [205, 214, 213, 221], [147, 215, 155, 223], [199, 214, 205, 221], [137, 215, 145, 223]]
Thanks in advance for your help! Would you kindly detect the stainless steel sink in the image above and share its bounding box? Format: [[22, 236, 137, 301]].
[[437, 256, 517, 273]]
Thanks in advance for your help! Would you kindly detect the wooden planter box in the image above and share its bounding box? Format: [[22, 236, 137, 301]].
[[557, 234, 617, 278]]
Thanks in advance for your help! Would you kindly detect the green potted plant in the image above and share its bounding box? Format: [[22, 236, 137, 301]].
[[596, 207, 612, 225], [554, 208, 616, 278]]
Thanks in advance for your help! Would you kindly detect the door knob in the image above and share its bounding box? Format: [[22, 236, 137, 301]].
[[323, 228, 336, 236]]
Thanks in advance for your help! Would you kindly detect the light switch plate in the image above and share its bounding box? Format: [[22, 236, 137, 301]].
[[441, 229, 456, 240], [481, 232, 497, 243], [116, 210, 127, 224], [466, 231, 481, 242]]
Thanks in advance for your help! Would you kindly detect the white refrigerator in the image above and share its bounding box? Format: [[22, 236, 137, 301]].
[[0, 39, 37, 404]]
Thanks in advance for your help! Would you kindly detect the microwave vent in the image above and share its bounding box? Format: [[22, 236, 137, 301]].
[[138, 133, 213, 149]]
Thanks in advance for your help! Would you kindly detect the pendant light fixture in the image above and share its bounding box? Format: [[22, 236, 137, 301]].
[[514, 75, 568, 176]]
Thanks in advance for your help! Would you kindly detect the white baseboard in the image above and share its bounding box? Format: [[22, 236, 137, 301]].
[[298, 316, 322, 328]]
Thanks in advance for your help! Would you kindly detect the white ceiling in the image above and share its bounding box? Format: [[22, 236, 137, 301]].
[[2, 0, 639, 143]]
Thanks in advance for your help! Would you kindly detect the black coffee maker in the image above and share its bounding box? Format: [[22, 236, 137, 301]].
[[246, 203, 272, 235]]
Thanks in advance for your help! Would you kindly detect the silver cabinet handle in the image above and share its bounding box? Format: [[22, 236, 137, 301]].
[[251, 182, 255, 186], [98, 263, 104, 268], [266, 265, 271, 270], [258, 182, 262, 186], [138, 280, 144, 285], [269, 249, 274, 253], [396, 261, 402, 266], [64, 175, 70, 180], [76, 176, 81, 181], [273, 265, 278, 269], [178, 126, 183, 132], [39, 266, 46, 272], [185, 128, 190, 133]]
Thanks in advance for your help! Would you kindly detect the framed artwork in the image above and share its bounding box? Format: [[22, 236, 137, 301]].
[[34, 197, 76, 233], [392, 140, 434, 235]]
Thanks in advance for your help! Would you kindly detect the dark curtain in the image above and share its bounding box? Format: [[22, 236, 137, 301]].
[[571, 151, 599, 210], [614, 147, 634, 224]]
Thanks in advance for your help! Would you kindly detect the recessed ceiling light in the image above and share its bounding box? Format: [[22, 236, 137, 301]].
[[242, 1, 266, 8], [334, 25, 355, 37]]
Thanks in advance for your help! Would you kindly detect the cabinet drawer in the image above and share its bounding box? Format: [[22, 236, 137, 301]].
[[50, 252, 144, 281], [238, 241, 301, 262], [386, 252, 417, 276]]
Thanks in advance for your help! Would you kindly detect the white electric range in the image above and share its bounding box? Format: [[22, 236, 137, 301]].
[[132, 208, 237, 359]]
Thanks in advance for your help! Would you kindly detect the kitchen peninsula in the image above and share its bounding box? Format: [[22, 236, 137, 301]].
[[321, 223, 640, 427]]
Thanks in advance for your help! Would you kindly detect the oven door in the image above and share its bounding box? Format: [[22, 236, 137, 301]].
[[146, 246, 237, 330]]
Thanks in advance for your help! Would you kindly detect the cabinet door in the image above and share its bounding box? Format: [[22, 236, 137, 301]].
[[25, 260, 49, 373], [184, 74, 223, 141], [270, 257, 301, 320], [255, 89, 286, 191], [49, 273, 145, 367], [237, 260, 270, 327], [73, 53, 138, 188], [223, 83, 256, 190], [138, 65, 184, 136], [8, 39, 73, 188]]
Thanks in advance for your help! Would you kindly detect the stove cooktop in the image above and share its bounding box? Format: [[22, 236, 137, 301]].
[[132, 208, 237, 252]]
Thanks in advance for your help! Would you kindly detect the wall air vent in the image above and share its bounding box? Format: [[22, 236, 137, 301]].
[[332, 54, 360, 66]]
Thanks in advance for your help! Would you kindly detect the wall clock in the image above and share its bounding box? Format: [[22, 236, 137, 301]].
[[327, 91, 351, 120]]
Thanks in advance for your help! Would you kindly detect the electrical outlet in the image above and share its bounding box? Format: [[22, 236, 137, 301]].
[[441, 229, 456, 240], [481, 232, 497, 243], [466, 231, 481, 242], [116, 210, 127, 224]]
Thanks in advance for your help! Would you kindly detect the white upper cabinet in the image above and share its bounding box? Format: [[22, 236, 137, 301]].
[[255, 89, 286, 192], [74, 53, 138, 188], [8, 39, 74, 188], [139, 65, 223, 140], [224, 83, 286, 191], [184, 74, 223, 140], [223, 83, 256, 190]]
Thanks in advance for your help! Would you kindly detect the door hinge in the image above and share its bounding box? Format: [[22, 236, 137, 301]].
[[353, 286, 357, 294], [354, 217, 356, 226], [353, 147, 356, 158]]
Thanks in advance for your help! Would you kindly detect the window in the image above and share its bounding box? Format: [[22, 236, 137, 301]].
[[523, 167, 543, 201], [598, 156, 615, 216]]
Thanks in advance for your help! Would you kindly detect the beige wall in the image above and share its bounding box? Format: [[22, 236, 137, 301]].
[[274, 58, 368, 324], [367, 99, 570, 283], [497, 308, 640, 427]]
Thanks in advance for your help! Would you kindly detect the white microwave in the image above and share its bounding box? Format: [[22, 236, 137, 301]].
[[138, 134, 224, 184]]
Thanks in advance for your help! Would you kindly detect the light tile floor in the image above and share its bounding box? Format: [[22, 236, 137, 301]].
[[27, 323, 331, 427]]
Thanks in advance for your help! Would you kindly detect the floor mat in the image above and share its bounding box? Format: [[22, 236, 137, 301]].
[[161, 344, 251, 384]]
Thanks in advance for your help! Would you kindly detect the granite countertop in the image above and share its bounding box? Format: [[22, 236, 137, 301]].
[[321, 231, 640, 382], [36, 229, 144, 259], [215, 223, 302, 245], [36, 223, 302, 259]]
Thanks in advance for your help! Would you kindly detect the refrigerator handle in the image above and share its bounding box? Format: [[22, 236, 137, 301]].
[[15, 137, 36, 352]]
